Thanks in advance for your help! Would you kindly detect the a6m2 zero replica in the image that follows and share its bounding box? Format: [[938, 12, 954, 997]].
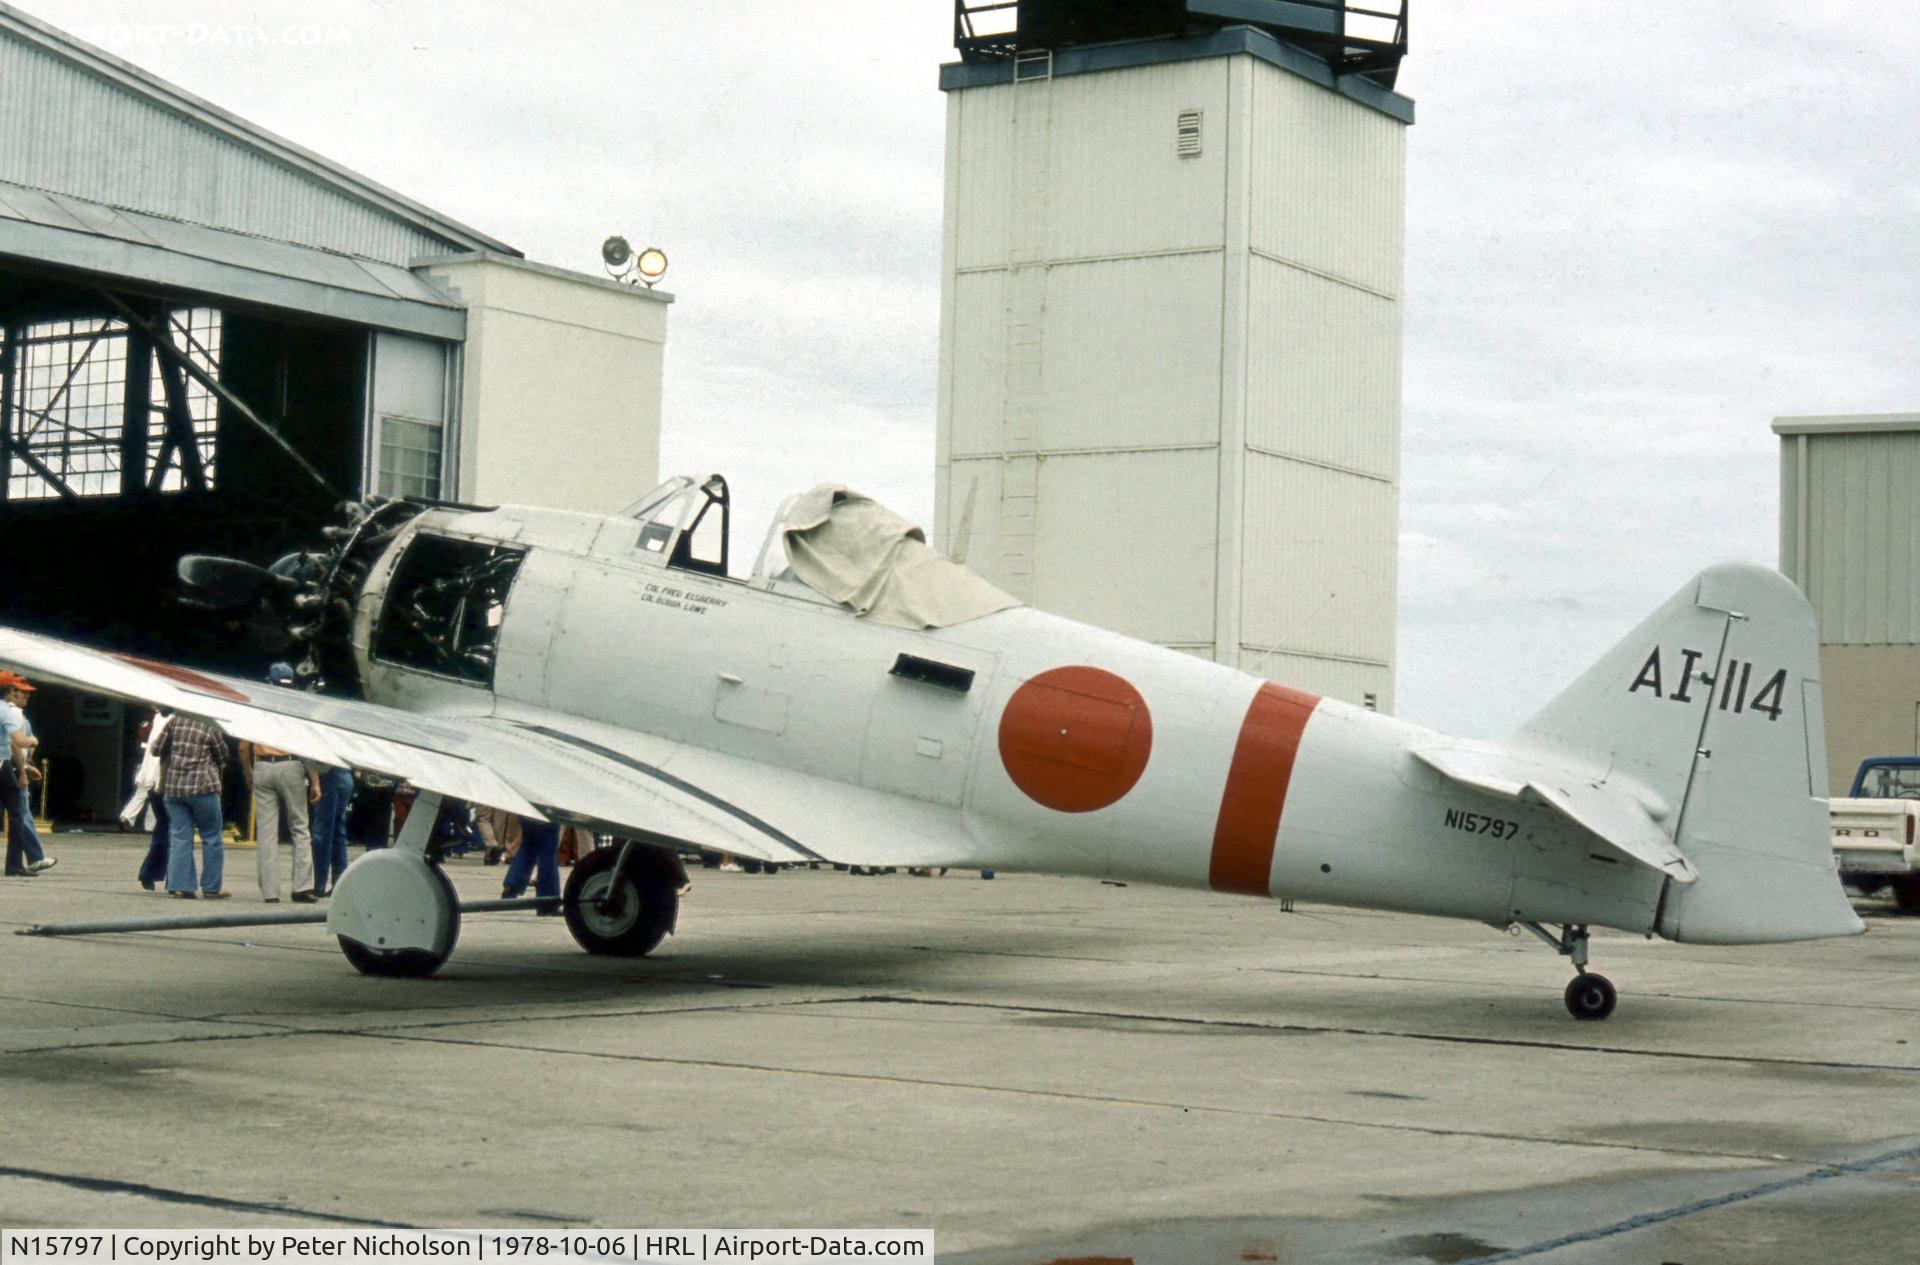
[[0, 474, 1861, 1018]]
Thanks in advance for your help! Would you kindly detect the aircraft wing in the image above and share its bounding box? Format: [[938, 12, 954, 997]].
[[1413, 741, 1698, 884], [476, 706, 989, 870], [0, 625, 820, 865]]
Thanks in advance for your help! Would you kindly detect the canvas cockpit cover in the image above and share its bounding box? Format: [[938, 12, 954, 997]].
[[779, 485, 1019, 629]]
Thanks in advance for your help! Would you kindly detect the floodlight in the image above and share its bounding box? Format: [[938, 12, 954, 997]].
[[601, 235, 633, 270], [635, 247, 669, 285]]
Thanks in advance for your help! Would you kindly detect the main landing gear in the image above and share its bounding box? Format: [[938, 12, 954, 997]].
[[563, 839, 685, 957], [327, 791, 690, 976], [329, 790, 462, 977], [330, 850, 461, 977], [1517, 922, 1618, 1020]]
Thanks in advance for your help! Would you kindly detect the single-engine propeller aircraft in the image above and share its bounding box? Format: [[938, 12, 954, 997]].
[[0, 473, 1861, 1017]]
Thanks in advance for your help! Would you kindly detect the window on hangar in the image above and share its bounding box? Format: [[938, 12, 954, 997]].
[[2, 306, 222, 499]]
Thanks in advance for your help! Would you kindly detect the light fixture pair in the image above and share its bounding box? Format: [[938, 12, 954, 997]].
[[601, 235, 668, 287]]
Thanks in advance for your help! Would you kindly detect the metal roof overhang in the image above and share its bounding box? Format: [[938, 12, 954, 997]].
[[0, 180, 465, 341], [1772, 413, 1920, 437]]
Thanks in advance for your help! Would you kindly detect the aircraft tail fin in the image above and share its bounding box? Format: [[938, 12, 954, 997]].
[[1510, 563, 1860, 944]]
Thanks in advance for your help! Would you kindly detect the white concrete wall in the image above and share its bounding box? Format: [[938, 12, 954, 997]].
[[937, 49, 1405, 711], [418, 253, 668, 515]]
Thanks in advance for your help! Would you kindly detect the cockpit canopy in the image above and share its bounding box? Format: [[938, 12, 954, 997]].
[[620, 473, 730, 577], [620, 474, 1019, 630]]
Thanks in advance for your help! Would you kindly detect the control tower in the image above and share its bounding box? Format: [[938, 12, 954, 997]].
[[935, 1, 1411, 710]]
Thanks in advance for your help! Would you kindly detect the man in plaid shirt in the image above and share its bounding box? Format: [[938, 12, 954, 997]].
[[155, 714, 230, 899]]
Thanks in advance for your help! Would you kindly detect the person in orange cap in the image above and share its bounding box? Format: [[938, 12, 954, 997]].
[[1, 672, 56, 876]]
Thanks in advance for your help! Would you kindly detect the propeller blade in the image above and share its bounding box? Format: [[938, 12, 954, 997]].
[[177, 555, 275, 607]]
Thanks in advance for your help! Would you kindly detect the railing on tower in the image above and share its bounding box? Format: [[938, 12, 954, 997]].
[[954, 1, 1409, 89]]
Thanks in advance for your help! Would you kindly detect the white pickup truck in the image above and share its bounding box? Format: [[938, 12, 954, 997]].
[[1829, 757, 1920, 913]]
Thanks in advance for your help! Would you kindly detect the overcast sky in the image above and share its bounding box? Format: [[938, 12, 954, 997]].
[[21, 0, 1920, 737]]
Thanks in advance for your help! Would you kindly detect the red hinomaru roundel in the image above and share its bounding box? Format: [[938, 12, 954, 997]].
[[998, 666, 1153, 813]]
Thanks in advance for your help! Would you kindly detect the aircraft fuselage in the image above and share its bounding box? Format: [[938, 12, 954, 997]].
[[348, 503, 1663, 937]]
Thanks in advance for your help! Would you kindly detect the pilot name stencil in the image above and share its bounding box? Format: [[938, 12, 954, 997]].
[[641, 582, 728, 615], [1629, 646, 1786, 721]]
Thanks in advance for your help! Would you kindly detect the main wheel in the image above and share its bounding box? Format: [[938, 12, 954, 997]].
[[337, 864, 460, 978], [564, 845, 678, 957], [1564, 971, 1617, 1021]]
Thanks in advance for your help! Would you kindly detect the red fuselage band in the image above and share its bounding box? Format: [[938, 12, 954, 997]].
[[1209, 682, 1321, 896]]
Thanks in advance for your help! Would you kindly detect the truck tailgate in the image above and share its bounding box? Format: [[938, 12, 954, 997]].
[[1830, 798, 1917, 874]]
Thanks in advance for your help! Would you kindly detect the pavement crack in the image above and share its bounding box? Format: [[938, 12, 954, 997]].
[[1459, 1139, 1920, 1263], [0, 1165, 414, 1226], [0, 994, 872, 1055], [844, 994, 1920, 1075], [909, 945, 1133, 963], [344, 1027, 1830, 1167]]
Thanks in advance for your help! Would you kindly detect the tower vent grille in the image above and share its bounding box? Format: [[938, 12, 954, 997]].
[[1176, 109, 1203, 157]]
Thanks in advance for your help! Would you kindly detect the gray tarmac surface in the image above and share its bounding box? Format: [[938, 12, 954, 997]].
[[1, 835, 1917, 1264]]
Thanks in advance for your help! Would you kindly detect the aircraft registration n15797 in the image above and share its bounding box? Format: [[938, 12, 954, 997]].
[[0, 473, 1862, 1019]]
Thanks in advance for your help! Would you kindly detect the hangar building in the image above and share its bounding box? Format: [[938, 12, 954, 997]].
[[1776, 412, 1920, 793], [0, 3, 669, 821], [935, 0, 1410, 711]]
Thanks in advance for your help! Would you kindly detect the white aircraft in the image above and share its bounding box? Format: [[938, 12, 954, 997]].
[[0, 473, 1861, 1018]]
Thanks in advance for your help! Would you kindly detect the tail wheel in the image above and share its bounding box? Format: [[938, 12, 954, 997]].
[[1564, 972, 1617, 1021], [564, 845, 678, 957], [338, 863, 460, 978]]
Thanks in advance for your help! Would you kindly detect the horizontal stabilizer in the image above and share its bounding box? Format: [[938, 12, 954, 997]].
[[1414, 743, 1698, 884]]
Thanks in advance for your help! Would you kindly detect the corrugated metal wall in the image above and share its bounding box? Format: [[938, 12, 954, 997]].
[[938, 46, 1405, 709], [1776, 420, 1920, 792], [1780, 427, 1920, 644], [942, 57, 1234, 614], [1248, 64, 1405, 298], [1240, 453, 1396, 664], [949, 60, 1230, 273], [1239, 60, 1401, 699], [1244, 260, 1400, 476], [0, 35, 456, 265]]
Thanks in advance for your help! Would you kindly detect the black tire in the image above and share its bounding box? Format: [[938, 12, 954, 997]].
[[564, 845, 678, 956], [338, 938, 448, 978], [1564, 972, 1617, 1021], [338, 864, 460, 978], [1892, 875, 1920, 915]]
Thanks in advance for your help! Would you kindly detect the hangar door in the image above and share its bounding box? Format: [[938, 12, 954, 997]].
[[368, 332, 456, 501]]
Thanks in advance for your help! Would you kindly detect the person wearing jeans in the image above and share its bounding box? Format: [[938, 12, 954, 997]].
[[310, 766, 355, 896], [164, 791, 225, 898], [130, 710, 172, 891], [501, 816, 561, 911], [0, 673, 54, 877], [153, 714, 230, 899], [136, 796, 171, 890]]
